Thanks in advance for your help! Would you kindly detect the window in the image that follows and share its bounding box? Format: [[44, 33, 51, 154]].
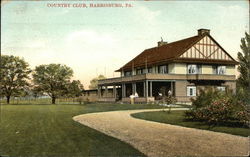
[[142, 68, 147, 74], [158, 65, 168, 74], [213, 65, 226, 75], [187, 86, 196, 96], [217, 66, 226, 75], [148, 67, 153, 73], [136, 69, 142, 75], [124, 71, 132, 76], [217, 86, 226, 92], [187, 64, 201, 74]]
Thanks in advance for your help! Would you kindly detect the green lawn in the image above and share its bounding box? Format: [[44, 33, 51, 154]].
[[0, 103, 165, 156], [131, 110, 250, 137]]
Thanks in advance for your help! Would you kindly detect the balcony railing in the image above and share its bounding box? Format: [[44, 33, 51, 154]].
[[98, 73, 236, 85]]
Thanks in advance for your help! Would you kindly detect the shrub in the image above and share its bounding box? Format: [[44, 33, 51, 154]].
[[199, 98, 234, 123], [234, 111, 250, 122], [164, 95, 177, 113], [191, 87, 222, 109], [165, 95, 177, 105], [185, 88, 250, 126]]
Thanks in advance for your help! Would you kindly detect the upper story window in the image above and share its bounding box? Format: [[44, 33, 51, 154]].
[[158, 65, 168, 74], [124, 71, 132, 76], [136, 69, 142, 75], [187, 64, 201, 74], [136, 67, 152, 74], [148, 67, 153, 73], [213, 65, 226, 75], [142, 68, 147, 74], [218, 66, 226, 75], [187, 86, 197, 96]]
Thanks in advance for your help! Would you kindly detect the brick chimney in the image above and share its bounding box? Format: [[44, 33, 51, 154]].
[[198, 29, 210, 36], [157, 41, 168, 47], [157, 37, 168, 47]]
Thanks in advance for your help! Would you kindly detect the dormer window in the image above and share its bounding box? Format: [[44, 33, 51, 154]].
[[187, 64, 201, 74], [158, 65, 168, 74]]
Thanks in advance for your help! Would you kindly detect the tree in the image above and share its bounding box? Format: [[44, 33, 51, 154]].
[[66, 80, 84, 98], [88, 75, 106, 89], [32, 64, 73, 104], [0, 55, 31, 104], [237, 32, 250, 104]]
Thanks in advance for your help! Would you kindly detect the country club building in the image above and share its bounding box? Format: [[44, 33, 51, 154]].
[[94, 29, 238, 104]]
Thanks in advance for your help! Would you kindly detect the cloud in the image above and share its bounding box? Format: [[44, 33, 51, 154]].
[[66, 30, 117, 49], [64, 29, 120, 63], [136, 5, 161, 22], [131, 3, 161, 25]]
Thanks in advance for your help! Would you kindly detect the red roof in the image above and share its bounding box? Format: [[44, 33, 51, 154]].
[[116, 34, 238, 72]]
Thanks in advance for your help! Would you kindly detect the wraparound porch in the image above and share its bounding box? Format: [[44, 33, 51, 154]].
[[97, 80, 175, 103]]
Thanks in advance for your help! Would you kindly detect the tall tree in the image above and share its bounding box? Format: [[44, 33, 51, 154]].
[[0, 55, 31, 104], [66, 80, 84, 98], [32, 64, 73, 104], [237, 32, 250, 104], [89, 75, 106, 89]]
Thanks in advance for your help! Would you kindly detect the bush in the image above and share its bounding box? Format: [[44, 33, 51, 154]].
[[185, 87, 250, 126], [191, 87, 222, 109], [165, 95, 177, 105], [164, 95, 177, 113]]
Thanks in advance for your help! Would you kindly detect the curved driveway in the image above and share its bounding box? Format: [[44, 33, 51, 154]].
[[73, 108, 249, 157]]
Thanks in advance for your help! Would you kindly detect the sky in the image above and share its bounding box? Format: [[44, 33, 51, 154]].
[[1, 0, 249, 89]]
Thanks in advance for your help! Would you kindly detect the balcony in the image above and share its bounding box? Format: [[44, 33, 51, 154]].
[[98, 73, 236, 85]]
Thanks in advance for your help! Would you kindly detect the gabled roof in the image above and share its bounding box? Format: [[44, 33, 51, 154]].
[[116, 33, 238, 72]]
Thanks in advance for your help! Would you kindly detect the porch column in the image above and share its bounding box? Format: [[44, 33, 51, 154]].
[[143, 82, 146, 97], [170, 82, 174, 96], [149, 81, 152, 97], [113, 85, 116, 98], [132, 83, 137, 95], [98, 86, 101, 98], [122, 83, 126, 98], [105, 86, 108, 97], [100, 86, 103, 97], [144, 80, 148, 98]]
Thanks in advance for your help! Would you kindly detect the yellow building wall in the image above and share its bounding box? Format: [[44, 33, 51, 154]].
[[168, 63, 175, 74], [152, 65, 157, 73], [174, 63, 186, 74], [202, 65, 213, 74], [226, 66, 235, 75]]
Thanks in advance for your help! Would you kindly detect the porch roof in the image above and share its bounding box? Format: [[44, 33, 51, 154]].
[[98, 73, 236, 86]]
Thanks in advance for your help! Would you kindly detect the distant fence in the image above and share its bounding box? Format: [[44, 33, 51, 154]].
[[0, 97, 84, 105]]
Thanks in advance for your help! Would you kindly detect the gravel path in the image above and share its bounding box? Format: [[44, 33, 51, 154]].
[[73, 108, 249, 157]]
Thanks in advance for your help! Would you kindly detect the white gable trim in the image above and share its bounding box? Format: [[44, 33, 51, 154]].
[[179, 35, 233, 61]]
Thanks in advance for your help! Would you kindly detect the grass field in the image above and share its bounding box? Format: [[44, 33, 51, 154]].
[[131, 110, 250, 137], [0, 103, 165, 156]]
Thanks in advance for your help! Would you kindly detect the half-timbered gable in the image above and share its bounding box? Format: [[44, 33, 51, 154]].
[[179, 35, 233, 61]]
